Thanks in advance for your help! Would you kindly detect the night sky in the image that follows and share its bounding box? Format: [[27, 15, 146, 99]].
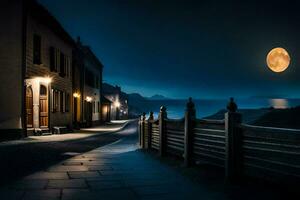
[[39, 0, 300, 99]]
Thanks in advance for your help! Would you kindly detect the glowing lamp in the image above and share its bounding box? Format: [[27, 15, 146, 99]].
[[73, 92, 80, 98], [34, 76, 52, 84], [45, 76, 52, 84], [114, 101, 120, 108], [86, 96, 92, 102]]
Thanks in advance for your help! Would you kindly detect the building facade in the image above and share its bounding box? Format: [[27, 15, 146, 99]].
[[0, 0, 74, 138], [73, 38, 103, 128], [101, 95, 112, 122], [102, 83, 128, 120]]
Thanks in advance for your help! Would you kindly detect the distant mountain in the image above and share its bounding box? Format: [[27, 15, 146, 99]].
[[127, 93, 152, 117], [253, 106, 300, 129], [128, 93, 146, 102], [148, 94, 170, 100]]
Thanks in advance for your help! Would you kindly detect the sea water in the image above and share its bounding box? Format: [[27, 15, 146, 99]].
[[148, 98, 300, 119]]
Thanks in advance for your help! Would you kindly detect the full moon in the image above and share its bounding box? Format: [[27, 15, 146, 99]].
[[266, 47, 290, 73]]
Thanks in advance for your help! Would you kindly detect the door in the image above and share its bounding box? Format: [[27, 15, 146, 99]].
[[74, 97, 78, 122], [39, 85, 48, 127], [26, 86, 33, 128], [84, 101, 92, 127], [102, 104, 110, 122]]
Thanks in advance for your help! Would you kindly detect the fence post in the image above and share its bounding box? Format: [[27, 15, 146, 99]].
[[225, 97, 242, 183], [159, 106, 167, 156], [139, 115, 142, 147], [147, 111, 154, 149], [184, 97, 196, 167], [141, 112, 146, 149]]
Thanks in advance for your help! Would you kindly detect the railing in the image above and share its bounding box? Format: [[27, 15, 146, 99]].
[[139, 97, 300, 184]]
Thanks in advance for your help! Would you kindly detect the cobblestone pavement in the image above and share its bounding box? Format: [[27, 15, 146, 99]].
[[0, 121, 230, 200]]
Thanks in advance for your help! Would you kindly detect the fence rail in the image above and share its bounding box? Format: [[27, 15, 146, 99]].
[[139, 98, 300, 184]]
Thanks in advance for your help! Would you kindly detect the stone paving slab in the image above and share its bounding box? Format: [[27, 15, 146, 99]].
[[47, 179, 88, 189], [24, 172, 69, 180], [61, 188, 138, 200], [22, 189, 61, 200]]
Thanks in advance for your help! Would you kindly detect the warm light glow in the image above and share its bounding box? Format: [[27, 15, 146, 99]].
[[34, 76, 52, 84], [114, 101, 120, 108], [73, 92, 80, 98], [102, 105, 108, 114], [44, 76, 52, 84], [266, 47, 290, 73], [269, 99, 289, 109], [86, 96, 92, 102]]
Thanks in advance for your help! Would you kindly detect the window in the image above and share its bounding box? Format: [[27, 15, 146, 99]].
[[52, 89, 60, 112], [40, 85, 47, 96], [50, 47, 60, 72], [52, 90, 70, 113], [93, 101, 95, 113], [65, 56, 71, 78], [97, 101, 100, 113], [65, 93, 70, 112], [49, 47, 55, 71], [33, 34, 42, 64], [85, 69, 95, 87], [50, 47, 71, 78], [95, 76, 99, 88], [60, 52, 66, 77], [60, 91, 65, 112]]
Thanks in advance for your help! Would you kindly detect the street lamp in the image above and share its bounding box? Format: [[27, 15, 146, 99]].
[[114, 101, 120, 108], [86, 96, 92, 102]]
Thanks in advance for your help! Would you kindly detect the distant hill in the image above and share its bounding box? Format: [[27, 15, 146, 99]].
[[148, 94, 170, 100], [253, 106, 300, 129], [127, 93, 152, 117]]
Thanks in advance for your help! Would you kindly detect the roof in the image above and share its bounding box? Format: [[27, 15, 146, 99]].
[[27, 0, 76, 47], [102, 83, 120, 94], [101, 95, 112, 104], [81, 45, 104, 69]]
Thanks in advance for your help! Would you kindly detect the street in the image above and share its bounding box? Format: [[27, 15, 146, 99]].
[[0, 121, 131, 186]]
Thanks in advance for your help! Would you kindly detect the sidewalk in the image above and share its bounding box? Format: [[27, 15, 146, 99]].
[[0, 121, 224, 200], [0, 121, 129, 147]]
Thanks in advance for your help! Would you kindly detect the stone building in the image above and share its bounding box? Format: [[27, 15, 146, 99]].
[[102, 83, 128, 120], [72, 38, 103, 128], [0, 0, 75, 138]]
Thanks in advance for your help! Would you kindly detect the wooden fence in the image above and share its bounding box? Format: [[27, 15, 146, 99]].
[[139, 98, 300, 184]]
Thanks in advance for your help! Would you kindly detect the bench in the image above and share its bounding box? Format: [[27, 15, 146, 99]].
[[52, 126, 68, 134]]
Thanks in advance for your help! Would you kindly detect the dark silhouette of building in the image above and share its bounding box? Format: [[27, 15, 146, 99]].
[[102, 83, 128, 120]]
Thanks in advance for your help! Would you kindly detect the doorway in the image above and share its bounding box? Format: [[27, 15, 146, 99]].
[[39, 85, 48, 127], [26, 86, 33, 128], [84, 100, 92, 127]]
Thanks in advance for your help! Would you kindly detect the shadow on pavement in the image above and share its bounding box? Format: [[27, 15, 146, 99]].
[[0, 121, 136, 186]]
